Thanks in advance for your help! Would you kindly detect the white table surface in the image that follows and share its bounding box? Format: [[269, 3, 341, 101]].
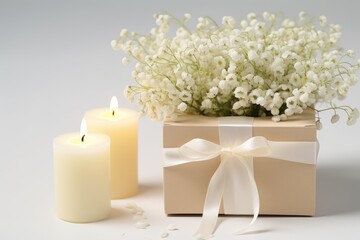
[[1, 1, 360, 239]]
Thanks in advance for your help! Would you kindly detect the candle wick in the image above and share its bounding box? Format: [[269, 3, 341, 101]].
[[112, 110, 115, 116], [81, 135, 85, 142]]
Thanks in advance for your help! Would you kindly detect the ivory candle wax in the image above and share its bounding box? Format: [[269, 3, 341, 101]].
[[85, 97, 139, 199], [53, 119, 111, 223]]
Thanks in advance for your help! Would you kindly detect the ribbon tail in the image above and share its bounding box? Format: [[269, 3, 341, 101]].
[[194, 159, 228, 239], [232, 158, 260, 235]]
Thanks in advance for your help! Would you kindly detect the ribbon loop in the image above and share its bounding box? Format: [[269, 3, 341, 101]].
[[232, 136, 271, 157], [179, 138, 221, 161], [179, 136, 272, 162]]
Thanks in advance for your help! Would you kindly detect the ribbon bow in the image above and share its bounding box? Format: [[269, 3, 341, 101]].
[[180, 136, 272, 160], [180, 136, 269, 239]]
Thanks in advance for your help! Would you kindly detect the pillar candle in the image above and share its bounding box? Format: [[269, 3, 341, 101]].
[[53, 119, 111, 223], [85, 97, 139, 199]]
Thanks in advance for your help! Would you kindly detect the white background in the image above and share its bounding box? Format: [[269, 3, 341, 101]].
[[1, 0, 360, 239]]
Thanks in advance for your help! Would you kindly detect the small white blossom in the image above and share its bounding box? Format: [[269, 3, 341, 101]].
[[232, 101, 242, 110], [120, 28, 128, 37], [240, 20, 248, 28], [214, 56, 226, 69], [180, 90, 192, 101], [229, 49, 241, 62], [222, 16, 235, 28], [338, 84, 349, 96], [207, 87, 219, 98], [271, 108, 280, 115], [201, 99, 212, 109], [299, 93, 309, 103], [122, 56, 130, 65], [247, 13, 257, 20], [184, 13, 191, 21], [299, 11, 307, 19], [319, 15, 327, 26], [226, 73, 237, 81], [272, 115, 281, 122], [111, 40, 121, 50], [347, 108, 359, 125], [285, 108, 294, 116], [248, 50, 259, 61], [280, 114, 288, 121], [234, 86, 248, 98], [177, 102, 187, 112], [286, 97, 297, 109]]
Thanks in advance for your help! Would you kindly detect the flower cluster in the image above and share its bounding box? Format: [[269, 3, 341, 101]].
[[112, 12, 359, 126]]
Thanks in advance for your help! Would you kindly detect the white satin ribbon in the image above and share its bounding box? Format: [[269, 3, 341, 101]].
[[163, 118, 318, 239], [165, 136, 318, 167]]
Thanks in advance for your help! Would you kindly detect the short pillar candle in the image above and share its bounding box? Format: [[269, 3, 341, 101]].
[[85, 97, 139, 199], [53, 119, 111, 223]]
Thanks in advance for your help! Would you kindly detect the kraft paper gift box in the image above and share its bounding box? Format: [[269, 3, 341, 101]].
[[163, 109, 317, 216]]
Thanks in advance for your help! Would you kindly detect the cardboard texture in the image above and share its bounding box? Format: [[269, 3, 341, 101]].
[[163, 109, 317, 216]]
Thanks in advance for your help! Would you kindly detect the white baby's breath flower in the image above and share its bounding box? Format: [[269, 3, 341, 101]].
[[122, 56, 130, 65], [207, 87, 219, 98], [120, 28, 128, 37], [347, 118, 356, 125], [222, 16, 235, 28], [248, 50, 259, 61], [272, 115, 281, 122], [338, 84, 349, 96], [114, 12, 359, 124], [347, 108, 359, 125], [286, 97, 297, 109], [177, 102, 187, 112], [299, 93, 309, 103], [285, 108, 294, 116], [280, 114, 288, 121], [214, 56, 226, 69], [180, 90, 192, 101], [247, 13, 257, 20], [232, 101, 242, 110], [229, 49, 241, 62], [240, 20, 248, 28], [352, 108, 359, 118], [271, 108, 280, 115], [319, 15, 327, 26], [201, 99, 212, 109], [226, 73, 237, 81], [111, 40, 120, 50], [299, 11, 307, 19]]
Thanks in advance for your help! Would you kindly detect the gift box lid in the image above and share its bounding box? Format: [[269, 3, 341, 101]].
[[164, 109, 316, 146]]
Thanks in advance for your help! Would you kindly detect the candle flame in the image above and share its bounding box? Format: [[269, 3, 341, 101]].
[[110, 96, 119, 116], [80, 118, 87, 142]]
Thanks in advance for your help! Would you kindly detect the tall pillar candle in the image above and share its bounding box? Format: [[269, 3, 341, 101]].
[[85, 97, 139, 199], [53, 119, 111, 223]]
